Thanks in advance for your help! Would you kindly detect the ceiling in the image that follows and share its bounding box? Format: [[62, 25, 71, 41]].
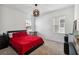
[[1, 4, 74, 15]]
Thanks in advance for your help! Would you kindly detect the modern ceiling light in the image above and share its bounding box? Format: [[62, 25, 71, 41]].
[[33, 4, 40, 17]]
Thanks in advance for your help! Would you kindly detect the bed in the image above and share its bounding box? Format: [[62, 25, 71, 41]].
[[7, 30, 44, 55]]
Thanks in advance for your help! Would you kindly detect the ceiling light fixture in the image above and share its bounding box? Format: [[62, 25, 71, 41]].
[[33, 4, 40, 17]]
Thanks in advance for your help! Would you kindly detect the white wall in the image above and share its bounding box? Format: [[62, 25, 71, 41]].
[[36, 6, 74, 43], [74, 5, 79, 35], [0, 5, 27, 34], [0, 5, 74, 43], [74, 4, 79, 20]]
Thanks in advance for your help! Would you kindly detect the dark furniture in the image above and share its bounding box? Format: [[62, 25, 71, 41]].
[[29, 31, 37, 36], [0, 33, 9, 49], [64, 34, 69, 55]]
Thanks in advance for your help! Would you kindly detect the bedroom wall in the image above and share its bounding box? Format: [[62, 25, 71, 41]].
[[74, 4, 79, 20], [36, 6, 74, 43], [0, 5, 27, 34], [0, 6, 2, 33], [0, 4, 74, 43], [74, 4, 79, 35]]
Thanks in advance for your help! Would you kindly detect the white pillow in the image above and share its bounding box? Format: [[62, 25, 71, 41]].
[[9, 33, 13, 38]]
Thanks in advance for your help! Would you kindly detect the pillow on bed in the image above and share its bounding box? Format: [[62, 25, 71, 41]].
[[13, 32, 28, 38], [9, 33, 13, 38]]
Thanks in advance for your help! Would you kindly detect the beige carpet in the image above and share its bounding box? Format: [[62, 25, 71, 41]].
[[0, 40, 64, 55]]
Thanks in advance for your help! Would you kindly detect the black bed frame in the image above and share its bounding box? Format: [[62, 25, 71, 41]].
[[7, 30, 27, 35]]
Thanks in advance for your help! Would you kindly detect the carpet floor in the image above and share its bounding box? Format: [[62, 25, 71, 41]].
[[0, 40, 64, 55]]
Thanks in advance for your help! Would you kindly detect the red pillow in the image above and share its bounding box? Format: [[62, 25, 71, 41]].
[[13, 32, 28, 38]]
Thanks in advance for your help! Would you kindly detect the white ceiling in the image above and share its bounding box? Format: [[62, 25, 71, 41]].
[[2, 4, 74, 14]]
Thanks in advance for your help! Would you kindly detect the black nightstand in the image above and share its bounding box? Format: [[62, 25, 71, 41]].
[[0, 33, 9, 49], [29, 31, 37, 36]]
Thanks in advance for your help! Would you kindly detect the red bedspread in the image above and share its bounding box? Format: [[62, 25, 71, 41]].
[[10, 33, 44, 55]]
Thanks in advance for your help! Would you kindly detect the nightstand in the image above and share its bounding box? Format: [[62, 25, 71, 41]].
[[0, 33, 9, 49], [29, 31, 37, 36]]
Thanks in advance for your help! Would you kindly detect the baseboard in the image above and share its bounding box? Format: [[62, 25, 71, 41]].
[[44, 39, 64, 44]]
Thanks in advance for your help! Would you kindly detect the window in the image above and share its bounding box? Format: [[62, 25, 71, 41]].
[[25, 18, 32, 31], [53, 16, 65, 33], [59, 16, 65, 33]]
